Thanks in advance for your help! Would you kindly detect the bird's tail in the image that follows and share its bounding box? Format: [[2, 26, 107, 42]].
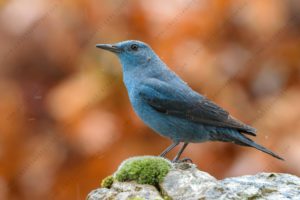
[[232, 133, 284, 161]]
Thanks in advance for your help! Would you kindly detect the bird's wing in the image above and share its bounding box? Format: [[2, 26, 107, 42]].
[[139, 79, 256, 136]]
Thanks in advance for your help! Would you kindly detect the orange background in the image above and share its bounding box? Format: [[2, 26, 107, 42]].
[[0, 0, 300, 199]]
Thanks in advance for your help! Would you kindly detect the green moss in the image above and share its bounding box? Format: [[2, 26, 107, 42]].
[[101, 175, 114, 188], [114, 156, 172, 186], [162, 195, 172, 200], [128, 197, 145, 200]]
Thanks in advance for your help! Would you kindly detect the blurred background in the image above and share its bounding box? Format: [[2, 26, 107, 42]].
[[0, 0, 300, 199]]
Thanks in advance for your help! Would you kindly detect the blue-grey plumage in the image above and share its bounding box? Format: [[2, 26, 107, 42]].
[[96, 40, 284, 161]]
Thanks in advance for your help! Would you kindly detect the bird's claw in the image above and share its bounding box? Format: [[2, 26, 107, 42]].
[[172, 157, 193, 163]]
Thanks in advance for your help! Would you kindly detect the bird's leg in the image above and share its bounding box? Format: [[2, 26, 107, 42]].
[[159, 142, 180, 157], [172, 142, 189, 162]]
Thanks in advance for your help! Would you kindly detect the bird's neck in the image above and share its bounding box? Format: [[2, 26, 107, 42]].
[[121, 62, 150, 91], [121, 56, 170, 91]]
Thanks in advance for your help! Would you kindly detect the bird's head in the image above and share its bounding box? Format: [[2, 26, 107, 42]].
[[96, 40, 158, 70]]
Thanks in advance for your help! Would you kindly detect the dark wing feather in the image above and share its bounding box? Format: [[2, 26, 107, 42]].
[[139, 79, 256, 136]]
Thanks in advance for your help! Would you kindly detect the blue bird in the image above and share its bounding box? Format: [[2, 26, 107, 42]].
[[96, 40, 283, 162]]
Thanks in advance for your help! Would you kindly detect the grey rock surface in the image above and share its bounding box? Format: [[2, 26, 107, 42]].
[[87, 162, 300, 200], [87, 181, 163, 200], [215, 173, 300, 200], [160, 163, 217, 199]]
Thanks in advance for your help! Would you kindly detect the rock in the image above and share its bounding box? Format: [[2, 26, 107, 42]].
[[87, 182, 163, 200], [87, 156, 300, 200], [213, 173, 300, 199], [160, 162, 217, 199]]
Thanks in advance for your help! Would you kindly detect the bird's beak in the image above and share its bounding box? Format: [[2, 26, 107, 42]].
[[96, 44, 121, 53]]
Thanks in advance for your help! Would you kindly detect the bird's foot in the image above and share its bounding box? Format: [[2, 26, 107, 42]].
[[172, 157, 193, 163]]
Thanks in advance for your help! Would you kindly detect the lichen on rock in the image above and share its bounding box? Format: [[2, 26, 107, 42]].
[[101, 175, 114, 188]]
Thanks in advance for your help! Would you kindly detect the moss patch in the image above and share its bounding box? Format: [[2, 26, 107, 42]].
[[101, 175, 114, 188], [128, 197, 145, 200], [114, 156, 172, 186]]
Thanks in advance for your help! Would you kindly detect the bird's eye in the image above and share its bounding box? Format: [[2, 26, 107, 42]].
[[130, 44, 138, 51]]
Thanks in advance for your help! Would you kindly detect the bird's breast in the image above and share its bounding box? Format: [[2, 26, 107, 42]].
[[127, 87, 161, 127]]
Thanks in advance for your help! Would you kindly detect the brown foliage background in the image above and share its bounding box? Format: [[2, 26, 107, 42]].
[[0, 0, 300, 199]]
